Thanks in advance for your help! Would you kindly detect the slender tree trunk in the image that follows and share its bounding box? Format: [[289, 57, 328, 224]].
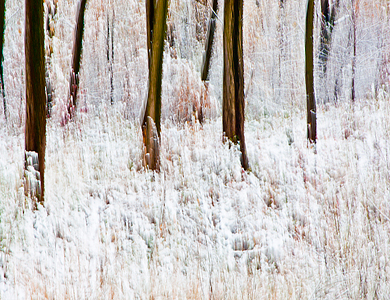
[[68, 0, 87, 117], [223, 0, 248, 170], [107, 10, 115, 105], [319, 0, 330, 73], [319, 0, 339, 76], [0, 0, 5, 121], [146, 0, 154, 70], [351, 0, 357, 103], [110, 12, 114, 105], [319, 0, 339, 103], [142, 0, 168, 171], [45, 0, 57, 118], [201, 0, 218, 82], [199, 0, 218, 124], [305, 0, 316, 143], [25, 0, 46, 203]]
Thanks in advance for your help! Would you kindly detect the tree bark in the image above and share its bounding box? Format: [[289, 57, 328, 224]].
[[25, 0, 46, 203], [45, 0, 57, 118], [142, 0, 168, 171], [351, 0, 357, 103], [107, 10, 115, 105], [146, 0, 154, 70], [201, 0, 218, 82], [319, 0, 339, 74], [305, 0, 317, 143], [223, 0, 248, 170], [0, 0, 5, 121], [68, 0, 87, 117]]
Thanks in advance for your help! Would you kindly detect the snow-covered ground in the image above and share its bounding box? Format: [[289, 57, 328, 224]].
[[1, 0, 390, 299], [2, 97, 390, 299]]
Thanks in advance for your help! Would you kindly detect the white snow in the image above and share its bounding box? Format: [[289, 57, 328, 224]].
[[1, 0, 390, 299]]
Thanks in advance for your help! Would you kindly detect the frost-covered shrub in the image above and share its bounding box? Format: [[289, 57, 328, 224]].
[[162, 56, 218, 123]]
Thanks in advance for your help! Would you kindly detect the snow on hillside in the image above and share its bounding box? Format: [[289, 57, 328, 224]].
[[1, 0, 390, 299]]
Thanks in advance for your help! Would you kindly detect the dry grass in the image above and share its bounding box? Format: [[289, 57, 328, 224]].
[[1, 0, 390, 299]]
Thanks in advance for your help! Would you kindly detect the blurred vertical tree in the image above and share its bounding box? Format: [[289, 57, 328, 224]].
[[319, 0, 339, 74], [0, 0, 5, 121], [305, 0, 316, 143], [45, 0, 57, 117], [199, 0, 218, 124], [223, 0, 248, 170], [319, 0, 340, 73], [145, 0, 154, 70], [201, 0, 218, 82], [142, 0, 168, 170], [319, 0, 339, 104], [25, 0, 46, 202], [107, 9, 115, 105], [68, 0, 87, 118], [351, 0, 358, 103]]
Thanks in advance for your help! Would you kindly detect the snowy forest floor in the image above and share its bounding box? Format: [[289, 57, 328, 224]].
[[1, 97, 390, 299], [1, 0, 390, 298]]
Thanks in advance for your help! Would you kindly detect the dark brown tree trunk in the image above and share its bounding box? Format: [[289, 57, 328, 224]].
[[146, 0, 154, 70], [351, 0, 357, 103], [142, 0, 168, 171], [107, 10, 115, 105], [0, 0, 5, 121], [25, 0, 47, 203], [201, 0, 218, 82], [319, 0, 339, 74], [319, 0, 340, 104], [305, 0, 316, 143], [223, 0, 248, 170], [68, 0, 87, 117]]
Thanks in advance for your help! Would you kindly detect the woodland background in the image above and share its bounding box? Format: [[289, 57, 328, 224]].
[[0, 0, 390, 298]]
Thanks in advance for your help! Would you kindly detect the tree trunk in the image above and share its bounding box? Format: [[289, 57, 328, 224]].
[[201, 0, 218, 82], [319, 0, 329, 73], [146, 0, 154, 70], [68, 0, 87, 117], [319, 0, 339, 75], [305, 0, 316, 143], [45, 0, 57, 118], [351, 0, 357, 103], [318, 0, 340, 104], [0, 0, 5, 121], [223, 0, 248, 170], [25, 0, 46, 203], [142, 0, 168, 171], [107, 10, 115, 105]]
